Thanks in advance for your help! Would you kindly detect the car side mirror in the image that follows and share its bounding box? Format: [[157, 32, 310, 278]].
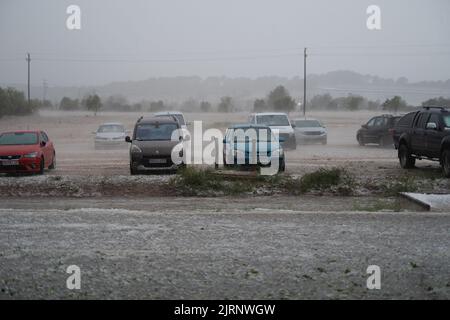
[[279, 137, 286, 143], [92, 131, 97, 134], [291, 124, 296, 128], [362, 124, 368, 129], [426, 122, 438, 130], [40, 141, 46, 147], [125, 136, 132, 143], [223, 138, 226, 143]]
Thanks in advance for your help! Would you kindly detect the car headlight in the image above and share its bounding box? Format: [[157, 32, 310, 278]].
[[23, 152, 38, 158], [130, 145, 142, 153]]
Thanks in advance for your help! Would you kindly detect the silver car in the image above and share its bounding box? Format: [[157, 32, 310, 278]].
[[293, 118, 327, 145], [93, 122, 128, 149]]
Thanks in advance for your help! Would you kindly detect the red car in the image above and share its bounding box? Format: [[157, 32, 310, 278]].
[[0, 131, 56, 174]]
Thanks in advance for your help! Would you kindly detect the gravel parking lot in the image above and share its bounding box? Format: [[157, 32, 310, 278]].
[[0, 197, 449, 299]]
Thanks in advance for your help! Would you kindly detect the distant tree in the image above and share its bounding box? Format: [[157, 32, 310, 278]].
[[345, 95, 365, 111], [253, 98, 267, 112], [218, 96, 233, 113], [368, 100, 381, 111], [200, 101, 212, 112], [267, 86, 295, 113], [83, 94, 102, 115], [382, 96, 407, 113], [309, 94, 333, 110], [0, 87, 36, 117], [150, 100, 165, 112], [181, 98, 198, 112], [421, 96, 450, 107], [104, 95, 129, 111], [59, 97, 80, 111]]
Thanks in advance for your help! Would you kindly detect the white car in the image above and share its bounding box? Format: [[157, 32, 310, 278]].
[[93, 122, 128, 149], [293, 118, 327, 145], [154, 111, 187, 131], [248, 112, 296, 149]]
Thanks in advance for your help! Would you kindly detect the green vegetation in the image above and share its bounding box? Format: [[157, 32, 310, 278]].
[[379, 176, 418, 196], [253, 85, 296, 113], [283, 168, 354, 195], [171, 167, 355, 196], [170, 167, 252, 196], [0, 87, 40, 118]]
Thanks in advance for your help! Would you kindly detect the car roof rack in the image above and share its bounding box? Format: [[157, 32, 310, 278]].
[[422, 106, 446, 111]]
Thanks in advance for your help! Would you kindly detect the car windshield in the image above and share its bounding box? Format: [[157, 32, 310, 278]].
[[443, 114, 450, 127], [135, 123, 178, 141], [0, 132, 38, 145], [256, 115, 290, 126], [156, 114, 186, 126], [295, 120, 322, 128], [98, 125, 124, 133]]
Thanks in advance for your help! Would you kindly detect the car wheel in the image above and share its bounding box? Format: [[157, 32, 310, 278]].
[[49, 153, 56, 170], [357, 135, 365, 146], [130, 164, 139, 175], [399, 144, 415, 169], [441, 150, 450, 178], [38, 157, 45, 175], [321, 139, 327, 145]]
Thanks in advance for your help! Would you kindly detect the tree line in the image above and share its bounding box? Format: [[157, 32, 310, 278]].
[[1, 85, 449, 118]]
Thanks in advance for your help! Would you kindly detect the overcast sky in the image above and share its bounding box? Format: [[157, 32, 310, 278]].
[[1, 0, 449, 86]]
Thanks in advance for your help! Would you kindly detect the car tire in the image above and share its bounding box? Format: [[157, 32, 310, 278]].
[[357, 135, 365, 146], [278, 157, 286, 173], [441, 150, 450, 178], [321, 139, 327, 145], [399, 144, 415, 169], [38, 157, 45, 175], [130, 165, 139, 175], [49, 153, 56, 170]]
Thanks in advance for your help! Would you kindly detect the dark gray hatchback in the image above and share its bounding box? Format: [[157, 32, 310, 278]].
[[125, 116, 184, 174]]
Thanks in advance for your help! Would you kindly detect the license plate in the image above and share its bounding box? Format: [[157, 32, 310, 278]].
[[1, 160, 19, 166], [149, 158, 166, 164]]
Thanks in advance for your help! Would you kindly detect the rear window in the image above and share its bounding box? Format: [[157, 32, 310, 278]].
[[135, 123, 178, 141], [0, 132, 38, 145], [396, 112, 417, 127], [98, 125, 125, 133], [155, 114, 186, 126], [295, 120, 322, 128], [256, 115, 290, 126]]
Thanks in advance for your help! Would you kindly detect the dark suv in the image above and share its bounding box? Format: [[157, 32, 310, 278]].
[[357, 114, 401, 146], [393, 106, 450, 177], [125, 116, 184, 174]]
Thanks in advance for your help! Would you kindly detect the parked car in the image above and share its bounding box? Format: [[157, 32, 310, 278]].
[[0, 130, 56, 174], [125, 116, 184, 174], [248, 112, 296, 149], [393, 106, 450, 177], [222, 124, 285, 172], [93, 122, 128, 149], [292, 118, 327, 145], [357, 114, 401, 146], [154, 111, 187, 131]]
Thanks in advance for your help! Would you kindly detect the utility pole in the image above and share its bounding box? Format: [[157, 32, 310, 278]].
[[26, 53, 31, 105], [42, 79, 48, 104], [303, 47, 307, 118]]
